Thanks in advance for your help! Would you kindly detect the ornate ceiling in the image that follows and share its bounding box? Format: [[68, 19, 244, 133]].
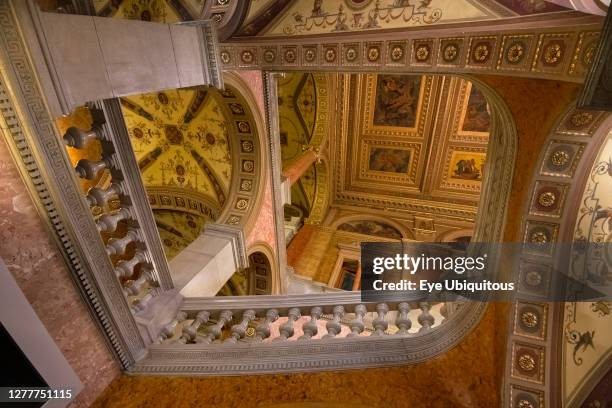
[[92, 0, 198, 22], [331, 74, 490, 226], [278, 73, 317, 162], [122, 87, 232, 219], [121, 87, 234, 259], [235, 0, 571, 37]]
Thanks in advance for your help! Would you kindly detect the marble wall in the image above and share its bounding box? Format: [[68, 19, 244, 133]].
[[0, 138, 120, 407], [239, 71, 278, 256]]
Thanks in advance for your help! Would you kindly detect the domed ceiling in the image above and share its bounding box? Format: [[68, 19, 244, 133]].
[[121, 87, 233, 259]]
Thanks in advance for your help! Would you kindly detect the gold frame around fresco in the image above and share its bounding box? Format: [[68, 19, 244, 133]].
[[456, 81, 492, 139], [362, 73, 429, 138]]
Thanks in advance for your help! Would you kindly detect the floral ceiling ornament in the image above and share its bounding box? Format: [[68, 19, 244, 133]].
[[506, 41, 525, 64]]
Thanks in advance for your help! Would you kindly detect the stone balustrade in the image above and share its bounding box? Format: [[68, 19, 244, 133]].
[[67, 104, 173, 313], [159, 294, 450, 345]]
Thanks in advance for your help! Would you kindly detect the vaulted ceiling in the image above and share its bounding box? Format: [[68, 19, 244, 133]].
[[121, 87, 234, 259]]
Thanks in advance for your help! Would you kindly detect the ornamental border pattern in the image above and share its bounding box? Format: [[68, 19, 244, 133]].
[[218, 24, 601, 83], [0, 1, 142, 368], [504, 106, 611, 408]]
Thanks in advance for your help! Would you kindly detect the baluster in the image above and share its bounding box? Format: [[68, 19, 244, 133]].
[[107, 228, 141, 256], [418, 302, 435, 332], [116, 249, 148, 279], [275, 307, 300, 341], [87, 183, 124, 208], [299, 306, 322, 341], [63, 126, 100, 149], [75, 157, 111, 180], [157, 311, 187, 343], [124, 266, 153, 297], [323, 305, 344, 339], [347, 304, 366, 337], [226, 310, 256, 343], [395, 302, 412, 335], [97, 207, 132, 232], [179, 311, 210, 344], [372, 303, 389, 336], [202, 310, 233, 344], [254, 309, 279, 342], [130, 292, 153, 313]]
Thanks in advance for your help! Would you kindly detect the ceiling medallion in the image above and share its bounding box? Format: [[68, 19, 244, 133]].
[[211, 13, 223, 23], [415, 45, 430, 62], [240, 179, 252, 191], [367, 46, 380, 62], [543, 42, 563, 65], [241, 140, 254, 153], [227, 215, 240, 225], [325, 48, 337, 63], [345, 47, 358, 62], [472, 42, 490, 63], [388, 45, 403, 62], [518, 354, 536, 372], [530, 230, 549, 245], [304, 48, 316, 62], [517, 399, 534, 408], [570, 111, 593, 127], [537, 191, 556, 208], [525, 271, 542, 287], [506, 41, 525, 64], [520, 311, 539, 328], [220, 51, 231, 64], [240, 50, 254, 64], [236, 199, 248, 210], [442, 43, 459, 62], [263, 49, 275, 63], [550, 149, 570, 167], [242, 160, 254, 173], [284, 49, 296, 63]]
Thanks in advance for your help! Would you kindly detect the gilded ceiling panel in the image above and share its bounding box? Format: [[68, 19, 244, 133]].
[[333, 74, 490, 222], [154, 210, 207, 260]]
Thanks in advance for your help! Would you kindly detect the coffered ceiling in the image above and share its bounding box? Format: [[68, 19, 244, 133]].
[[331, 73, 491, 224]]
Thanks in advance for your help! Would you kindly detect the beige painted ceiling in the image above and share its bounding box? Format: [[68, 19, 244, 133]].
[[237, 0, 571, 37]]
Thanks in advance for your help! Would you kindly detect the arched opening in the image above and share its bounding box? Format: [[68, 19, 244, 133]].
[[216, 251, 273, 296]]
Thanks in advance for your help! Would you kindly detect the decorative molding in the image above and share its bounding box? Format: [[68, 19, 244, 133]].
[[219, 17, 603, 83], [0, 0, 145, 368], [503, 106, 612, 408]]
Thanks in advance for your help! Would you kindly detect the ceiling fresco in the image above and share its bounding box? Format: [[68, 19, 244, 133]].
[[332, 74, 490, 224], [563, 132, 612, 406], [121, 86, 235, 259], [278, 72, 317, 162], [93, 0, 197, 22], [237, 0, 571, 37], [155, 210, 207, 260], [291, 163, 317, 217]]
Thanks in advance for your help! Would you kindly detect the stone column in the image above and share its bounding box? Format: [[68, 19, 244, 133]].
[[282, 149, 318, 186]]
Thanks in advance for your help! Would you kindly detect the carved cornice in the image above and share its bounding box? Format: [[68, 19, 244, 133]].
[[0, 0, 145, 368], [219, 18, 602, 83]]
